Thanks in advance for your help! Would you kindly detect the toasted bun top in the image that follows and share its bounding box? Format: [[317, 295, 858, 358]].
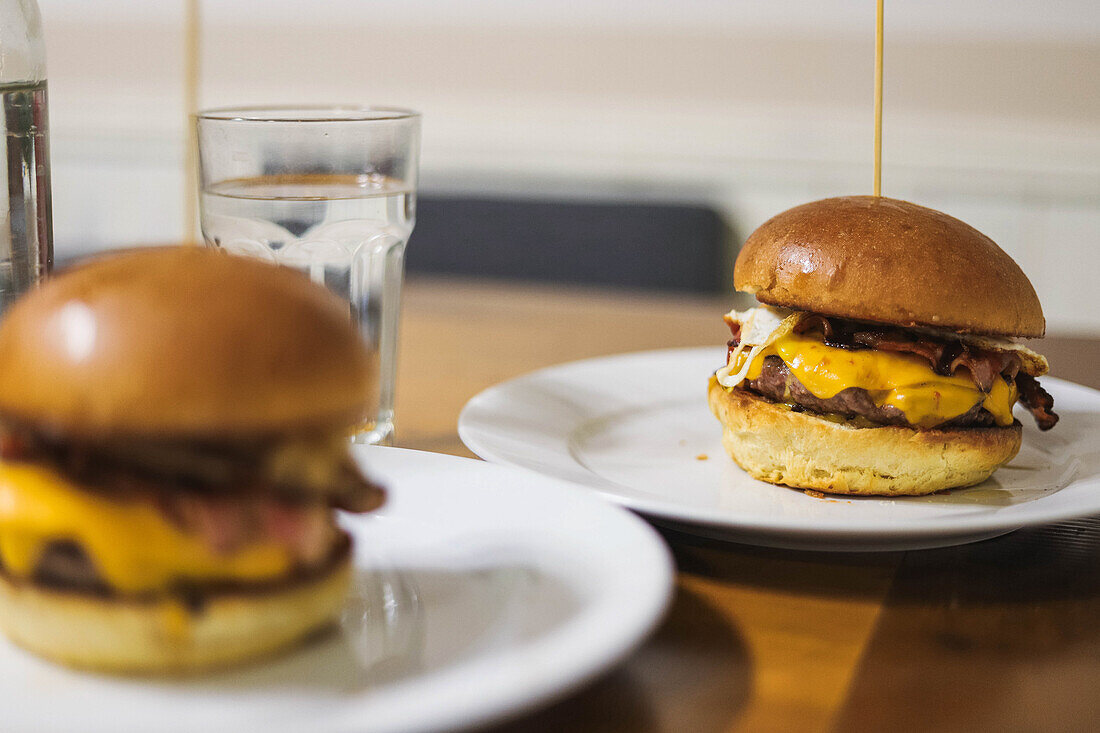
[[0, 247, 376, 438], [734, 196, 1045, 337]]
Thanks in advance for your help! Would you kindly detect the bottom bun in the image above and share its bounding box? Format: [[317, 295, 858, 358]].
[[0, 543, 352, 674], [708, 377, 1022, 496]]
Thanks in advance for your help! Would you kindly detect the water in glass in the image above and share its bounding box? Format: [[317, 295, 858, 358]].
[[201, 173, 414, 445]]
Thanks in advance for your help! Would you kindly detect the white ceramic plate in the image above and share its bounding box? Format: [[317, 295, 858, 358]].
[[0, 447, 673, 733], [459, 347, 1100, 552]]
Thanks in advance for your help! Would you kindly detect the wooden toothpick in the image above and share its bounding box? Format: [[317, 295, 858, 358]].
[[873, 0, 884, 197], [184, 0, 201, 244]]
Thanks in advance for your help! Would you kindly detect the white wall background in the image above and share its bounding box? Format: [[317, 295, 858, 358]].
[[39, 0, 1100, 334]]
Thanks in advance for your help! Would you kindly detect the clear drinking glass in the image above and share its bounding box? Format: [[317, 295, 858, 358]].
[[0, 0, 52, 316], [196, 106, 420, 445]]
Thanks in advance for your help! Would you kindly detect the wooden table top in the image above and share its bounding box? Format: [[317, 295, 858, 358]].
[[395, 275, 1100, 733]]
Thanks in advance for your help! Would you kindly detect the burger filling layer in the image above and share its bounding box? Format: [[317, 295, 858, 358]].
[[0, 429, 383, 597], [716, 307, 1058, 430], [0, 462, 336, 594]]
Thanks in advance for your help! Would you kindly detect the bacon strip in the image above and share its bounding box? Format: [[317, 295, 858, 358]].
[[796, 313, 837, 342], [1016, 373, 1059, 431], [152, 490, 338, 561], [3, 429, 384, 513], [795, 317, 1016, 391], [855, 331, 957, 373], [859, 333, 1016, 392], [725, 319, 742, 344], [792, 314, 1057, 429], [725, 320, 742, 362]]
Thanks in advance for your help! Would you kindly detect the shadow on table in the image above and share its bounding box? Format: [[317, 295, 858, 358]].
[[836, 516, 1100, 731], [657, 525, 904, 600], [484, 583, 751, 733]]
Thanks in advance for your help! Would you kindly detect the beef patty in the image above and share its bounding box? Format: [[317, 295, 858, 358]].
[[745, 355, 1000, 429], [4, 534, 353, 606]]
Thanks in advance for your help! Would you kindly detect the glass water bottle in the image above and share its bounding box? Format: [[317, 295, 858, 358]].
[[0, 0, 52, 314]]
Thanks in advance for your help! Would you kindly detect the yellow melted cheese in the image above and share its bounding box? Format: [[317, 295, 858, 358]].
[[735, 333, 1017, 429], [0, 462, 293, 594]]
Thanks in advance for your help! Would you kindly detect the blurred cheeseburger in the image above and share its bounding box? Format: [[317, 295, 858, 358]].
[[0, 247, 383, 672], [708, 196, 1058, 496]]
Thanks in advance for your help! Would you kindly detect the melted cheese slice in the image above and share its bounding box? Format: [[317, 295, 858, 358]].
[[735, 332, 1018, 429], [0, 462, 293, 594]]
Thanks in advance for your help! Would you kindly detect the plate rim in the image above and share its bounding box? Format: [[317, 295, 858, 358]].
[[340, 447, 677, 733], [458, 346, 1100, 541]]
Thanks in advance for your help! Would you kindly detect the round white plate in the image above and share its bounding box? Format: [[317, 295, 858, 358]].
[[459, 347, 1100, 552], [0, 447, 673, 733]]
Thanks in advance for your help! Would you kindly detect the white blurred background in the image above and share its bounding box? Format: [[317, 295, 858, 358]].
[[40, 0, 1100, 333]]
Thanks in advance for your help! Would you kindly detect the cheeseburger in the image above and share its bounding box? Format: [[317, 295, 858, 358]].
[[708, 196, 1058, 496], [0, 247, 383, 672]]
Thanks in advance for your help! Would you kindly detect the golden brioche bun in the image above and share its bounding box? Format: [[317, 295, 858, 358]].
[[708, 378, 1022, 496], [0, 247, 376, 439], [0, 545, 352, 674], [734, 196, 1045, 338]]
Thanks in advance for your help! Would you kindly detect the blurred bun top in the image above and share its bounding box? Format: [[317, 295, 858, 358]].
[[734, 196, 1046, 338], [0, 247, 376, 438]]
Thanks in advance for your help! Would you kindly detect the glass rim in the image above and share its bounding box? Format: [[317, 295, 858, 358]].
[[195, 104, 420, 123]]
